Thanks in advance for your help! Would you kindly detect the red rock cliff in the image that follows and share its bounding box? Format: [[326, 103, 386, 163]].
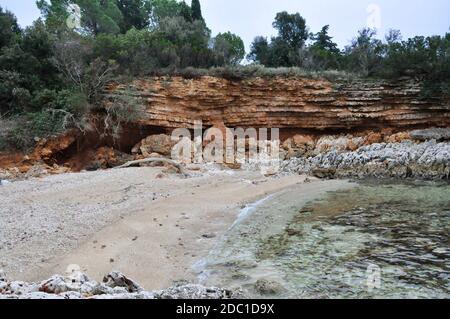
[[108, 76, 450, 132]]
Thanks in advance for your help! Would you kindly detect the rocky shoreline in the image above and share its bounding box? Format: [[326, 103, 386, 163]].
[[0, 270, 239, 299], [281, 129, 450, 180], [282, 140, 450, 180], [1, 128, 450, 183]]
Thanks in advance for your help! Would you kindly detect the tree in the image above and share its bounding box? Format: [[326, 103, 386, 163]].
[[248, 36, 270, 65], [150, 0, 190, 26], [273, 11, 308, 49], [213, 32, 245, 65], [249, 12, 310, 67], [21, 19, 61, 90], [0, 17, 63, 114], [37, 0, 124, 35], [179, 1, 193, 22], [36, 0, 70, 32], [0, 6, 21, 48], [345, 28, 383, 76], [269, 36, 300, 67], [157, 16, 211, 68], [312, 25, 339, 53], [53, 35, 117, 103], [116, 0, 152, 32], [385, 29, 402, 45], [77, 0, 123, 35], [310, 25, 341, 69], [191, 0, 203, 21]]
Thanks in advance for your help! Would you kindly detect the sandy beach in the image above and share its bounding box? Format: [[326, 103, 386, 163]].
[[0, 166, 353, 290]]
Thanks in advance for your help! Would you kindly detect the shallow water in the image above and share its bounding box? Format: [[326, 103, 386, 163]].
[[198, 181, 450, 299]]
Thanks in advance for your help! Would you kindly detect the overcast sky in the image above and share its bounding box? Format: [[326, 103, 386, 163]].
[[1, 0, 449, 51]]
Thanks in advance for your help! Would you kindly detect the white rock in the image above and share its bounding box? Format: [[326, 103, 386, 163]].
[[282, 140, 450, 180], [102, 271, 143, 293], [0, 271, 238, 299]]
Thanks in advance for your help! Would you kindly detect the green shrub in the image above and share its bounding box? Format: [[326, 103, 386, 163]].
[[99, 87, 146, 140], [175, 67, 208, 79], [2, 111, 62, 151]]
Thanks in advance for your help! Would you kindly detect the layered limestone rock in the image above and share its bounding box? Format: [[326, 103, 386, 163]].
[[108, 76, 450, 131]]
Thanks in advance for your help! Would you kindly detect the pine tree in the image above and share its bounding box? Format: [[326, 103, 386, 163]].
[[191, 0, 203, 21], [312, 25, 339, 53], [179, 1, 193, 22]]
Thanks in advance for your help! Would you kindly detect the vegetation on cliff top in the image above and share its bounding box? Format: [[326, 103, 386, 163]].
[[0, 1, 449, 151], [248, 12, 449, 98]]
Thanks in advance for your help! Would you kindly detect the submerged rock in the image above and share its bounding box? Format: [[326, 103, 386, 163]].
[[312, 168, 336, 179], [254, 279, 284, 296]]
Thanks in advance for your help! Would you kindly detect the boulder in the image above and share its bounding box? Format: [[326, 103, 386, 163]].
[[282, 135, 315, 158], [292, 135, 315, 149], [133, 134, 177, 157], [102, 271, 143, 293]]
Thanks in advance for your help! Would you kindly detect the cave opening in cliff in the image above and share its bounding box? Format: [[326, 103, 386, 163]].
[[48, 123, 170, 171]]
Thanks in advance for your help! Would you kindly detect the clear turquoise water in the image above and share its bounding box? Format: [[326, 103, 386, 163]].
[[199, 181, 450, 299]]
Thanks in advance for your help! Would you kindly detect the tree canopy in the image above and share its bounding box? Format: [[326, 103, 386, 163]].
[[213, 32, 246, 65], [273, 11, 309, 49]]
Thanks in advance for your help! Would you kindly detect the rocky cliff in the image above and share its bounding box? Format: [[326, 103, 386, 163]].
[[2, 76, 450, 178], [108, 76, 450, 133]]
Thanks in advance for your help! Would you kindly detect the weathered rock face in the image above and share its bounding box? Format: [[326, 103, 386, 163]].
[[282, 140, 450, 180], [109, 76, 450, 132], [2, 76, 449, 176]]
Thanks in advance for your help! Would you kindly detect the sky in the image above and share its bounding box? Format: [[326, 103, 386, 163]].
[[0, 0, 449, 52]]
